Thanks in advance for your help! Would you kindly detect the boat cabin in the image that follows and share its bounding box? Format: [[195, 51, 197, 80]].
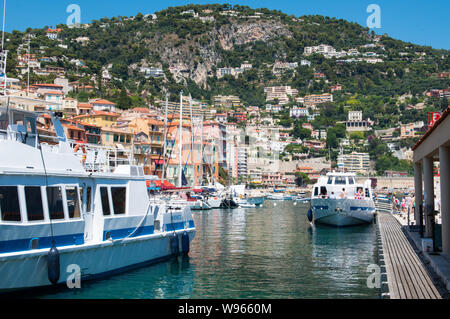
[[312, 173, 373, 200]]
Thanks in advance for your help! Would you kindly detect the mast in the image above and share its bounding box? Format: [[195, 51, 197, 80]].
[[27, 34, 30, 96], [178, 90, 183, 187], [200, 114, 204, 185], [189, 94, 194, 185], [161, 93, 168, 184], [1, 0, 5, 50], [0, 0, 6, 96]]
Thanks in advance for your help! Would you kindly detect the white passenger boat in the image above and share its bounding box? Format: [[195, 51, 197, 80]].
[[309, 172, 376, 226], [266, 193, 285, 200], [0, 107, 196, 292]]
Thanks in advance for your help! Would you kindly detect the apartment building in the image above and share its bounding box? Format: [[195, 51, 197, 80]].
[[290, 106, 309, 118], [264, 86, 298, 105], [337, 152, 370, 174], [303, 93, 333, 107], [213, 95, 242, 108]]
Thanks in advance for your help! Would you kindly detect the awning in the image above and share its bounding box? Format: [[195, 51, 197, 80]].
[[146, 180, 176, 190]]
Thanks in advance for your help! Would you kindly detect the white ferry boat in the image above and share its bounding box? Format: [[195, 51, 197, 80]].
[[0, 107, 196, 292], [309, 172, 376, 226]]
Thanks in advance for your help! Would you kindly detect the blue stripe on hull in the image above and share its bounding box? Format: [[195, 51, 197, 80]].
[[163, 222, 185, 232], [0, 234, 84, 254], [103, 225, 154, 241]]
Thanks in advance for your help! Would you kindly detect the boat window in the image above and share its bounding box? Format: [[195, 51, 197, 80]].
[[0, 186, 21, 222], [47, 187, 65, 220], [111, 187, 126, 215], [25, 186, 44, 221], [327, 177, 333, 184], [100, 187, 111, 216], [348, 177, 355, 185], [334, 177, 346, 185], [79, 186, 92, 213], [314, 187, 318, 196], [66, 186, 81, 219]]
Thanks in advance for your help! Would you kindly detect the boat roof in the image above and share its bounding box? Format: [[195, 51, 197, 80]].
[[326, 171, 356, 177]]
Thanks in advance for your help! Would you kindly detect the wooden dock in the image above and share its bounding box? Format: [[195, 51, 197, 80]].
[[377, 211, 442, 299]]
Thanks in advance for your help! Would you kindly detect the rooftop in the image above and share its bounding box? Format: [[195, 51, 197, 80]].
[[412, 106, 450, 151]]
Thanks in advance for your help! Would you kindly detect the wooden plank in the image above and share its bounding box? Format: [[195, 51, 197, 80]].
[[377, 211, 441, 299], [384, 214, 440, 298], [383, 216, 419, 298], [389, 219, 441, 298], [383, 213, 435, 298]]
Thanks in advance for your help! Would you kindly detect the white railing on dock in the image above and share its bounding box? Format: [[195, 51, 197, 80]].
[[375, 197, 393, 213]]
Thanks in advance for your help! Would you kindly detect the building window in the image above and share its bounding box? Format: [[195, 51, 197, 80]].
[[47, 186, 65, 220], [25, 186, 44, 221], [0, 186, 21, 222], [100, 187, 111, 216], [111, 187, 126, 215], [66, 186, 81, 219]]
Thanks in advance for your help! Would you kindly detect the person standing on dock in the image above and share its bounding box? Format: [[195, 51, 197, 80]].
[[434, 195, 441, 215]]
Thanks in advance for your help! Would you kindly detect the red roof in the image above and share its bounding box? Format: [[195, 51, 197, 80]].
[[32, 83, 63, 88], [78, 103, 93, 108], [132, 107, 150, 113], [47, 28, 63, 33], [62, 124, 85, 131], [412, 106, 450, 151], [91, 99, 116, 105], [44, 91, 63, 95]]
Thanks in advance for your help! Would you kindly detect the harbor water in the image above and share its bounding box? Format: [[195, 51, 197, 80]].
[[24, 200, 380, 299]]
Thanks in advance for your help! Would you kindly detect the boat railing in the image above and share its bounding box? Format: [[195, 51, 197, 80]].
[[68, 140, 135, 173]]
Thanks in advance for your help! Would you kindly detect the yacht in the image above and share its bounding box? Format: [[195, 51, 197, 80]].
[[0, 107, 196, 292], [309, 172, 375, 226]]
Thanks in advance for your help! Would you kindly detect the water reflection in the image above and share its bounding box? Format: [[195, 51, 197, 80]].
[[28, 200, 379, 299]]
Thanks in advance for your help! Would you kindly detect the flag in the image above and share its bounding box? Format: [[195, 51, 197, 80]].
[[181, 170, 188, 186]]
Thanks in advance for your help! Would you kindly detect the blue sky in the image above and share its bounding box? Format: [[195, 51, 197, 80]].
[[3, 0, 450, 49]]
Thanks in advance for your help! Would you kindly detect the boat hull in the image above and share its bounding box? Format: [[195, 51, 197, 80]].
[[246, 196, 265, 206], [206, 197, 222, 209], [311, 198, 375, 227], [267, 194, 284, 200], [0, 228, 195, 292]]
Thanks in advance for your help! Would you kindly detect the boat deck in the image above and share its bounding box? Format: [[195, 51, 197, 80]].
[[377, 211, 442, 299]]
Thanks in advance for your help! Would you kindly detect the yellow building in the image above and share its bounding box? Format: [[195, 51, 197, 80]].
[[73, 110, 120, 128], [101, 127, 134, 147]]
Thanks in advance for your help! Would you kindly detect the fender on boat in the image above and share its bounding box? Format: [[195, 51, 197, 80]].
[[47, 243, 60, 285], [170, 232, 180, 257], [307, 208, 313, 223], [181, 231, 190, 255]]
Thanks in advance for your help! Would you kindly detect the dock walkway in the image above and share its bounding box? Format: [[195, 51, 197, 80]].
[[377, 211, 442, 299]]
